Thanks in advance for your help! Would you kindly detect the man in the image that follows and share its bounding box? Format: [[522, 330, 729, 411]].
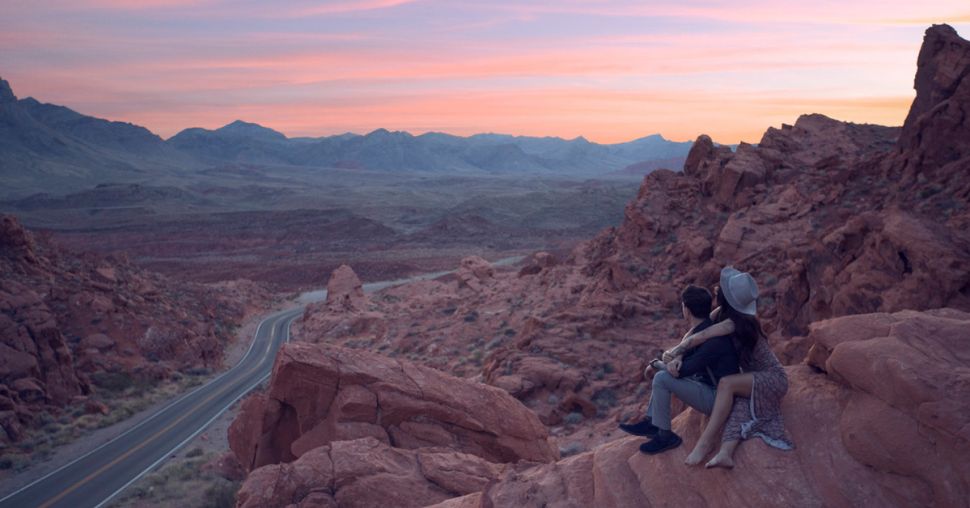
[[619, 285, 740, 454]]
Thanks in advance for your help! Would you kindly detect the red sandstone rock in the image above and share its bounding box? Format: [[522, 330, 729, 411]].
[[0, 214, 268, 444], [456, 256, 494, 291], [325, 264, 366, 310], [236, 437, 508, 508], [228, 342, 558, 472], [470, 310, 970, 507], [896, 24, 970, 180]]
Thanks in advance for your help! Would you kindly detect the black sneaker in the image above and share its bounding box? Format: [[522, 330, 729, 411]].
[[618, 417, 659, 437], [639, 430, 682, 454]]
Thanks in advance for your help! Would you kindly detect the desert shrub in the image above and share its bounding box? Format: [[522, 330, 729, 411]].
[[593, 388, 618, 413], [91, 371, 134, 394], [635, 383, 648, 397], [559, 442, 584, 457], [463, 311, 479, 322], [204, 479, 240, 508], [0, 454, 29, 472], [185, 367, 211, 377], [564, 412, 584, 425], [185, 447, 204, 458]]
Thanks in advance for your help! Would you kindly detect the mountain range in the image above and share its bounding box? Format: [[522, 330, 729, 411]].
[[0, 78, 695, 198]]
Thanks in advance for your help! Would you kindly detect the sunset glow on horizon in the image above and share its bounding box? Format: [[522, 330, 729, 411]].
[[2, 0, 968, 144]]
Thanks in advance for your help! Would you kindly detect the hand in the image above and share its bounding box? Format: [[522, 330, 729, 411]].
[[663, 343, 685, 362], [667, 357, 683, 378]]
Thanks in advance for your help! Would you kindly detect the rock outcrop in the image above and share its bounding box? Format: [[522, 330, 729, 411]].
[[229, 342, 558, 507], [236, 437, 508, 508], [0, 215, 266, 444], [896, 24, 970, 179], [441, 309, 970, 507], [229, 342, 557, 471], [297, 264, 386, 347], [325, 264, 367, 310]]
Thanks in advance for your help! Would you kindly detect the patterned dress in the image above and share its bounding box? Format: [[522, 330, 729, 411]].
[[722, 337, 793, 449]]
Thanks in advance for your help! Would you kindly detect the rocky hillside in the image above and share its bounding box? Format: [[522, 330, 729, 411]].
[[229, 24, 970, 507], [0, 215, 267, 445], [432, 308, 970, 507]]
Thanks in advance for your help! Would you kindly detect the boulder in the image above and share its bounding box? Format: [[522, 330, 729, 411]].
[[325, 264, 367, 310], [236, 437, 508, 508], [456, 256, 494, 291], [228, 343, 558, 472]]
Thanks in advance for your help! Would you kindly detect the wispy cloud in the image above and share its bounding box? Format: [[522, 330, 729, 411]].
[[292, 0, 423, 16], [2, 0, 964, 142]]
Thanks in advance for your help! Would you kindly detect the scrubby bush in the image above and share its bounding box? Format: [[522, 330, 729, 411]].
[[564, 412, 584, 425], [204, 479, 240, 508], [593, 388, 618, 414]]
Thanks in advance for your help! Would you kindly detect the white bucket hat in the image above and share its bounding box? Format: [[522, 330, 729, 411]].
[[719, 266, 758, 316]]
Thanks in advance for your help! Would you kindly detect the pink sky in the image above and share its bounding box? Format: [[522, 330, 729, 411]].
[[1, 0, 967, 143]]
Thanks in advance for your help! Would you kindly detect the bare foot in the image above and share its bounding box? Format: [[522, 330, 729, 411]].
[[684, 438, 714, 466], [705, 453, 735, 469]]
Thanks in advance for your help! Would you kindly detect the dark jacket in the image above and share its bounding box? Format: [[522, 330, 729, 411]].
[[679, 319, 740, 387]]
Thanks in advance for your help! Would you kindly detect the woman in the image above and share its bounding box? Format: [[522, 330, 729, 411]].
[[665, 266, 792, 468]]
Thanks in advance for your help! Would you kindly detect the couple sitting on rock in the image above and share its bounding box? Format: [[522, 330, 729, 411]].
[[619, 266, 792, 468]]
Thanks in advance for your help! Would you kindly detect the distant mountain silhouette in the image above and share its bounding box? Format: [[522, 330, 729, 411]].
[[0, 76, 696, 197], [0, 77, 200, 197], [170, 123, 694, 175]]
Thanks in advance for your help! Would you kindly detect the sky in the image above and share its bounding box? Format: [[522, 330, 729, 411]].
[[1, 1, 968, 144]]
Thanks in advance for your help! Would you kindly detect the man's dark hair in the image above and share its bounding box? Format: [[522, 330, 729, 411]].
[[681, 285, 712, 318]]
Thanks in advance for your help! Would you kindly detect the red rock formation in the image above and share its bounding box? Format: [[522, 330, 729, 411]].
[[284, 23, 970, 488], [297, 265, 386, 347], [236, 437, 508, 508], [444, 309, 970, 507], [896, 24, 970, 180], [325, 264, 367, 310], [456, 256, 494, 292], [0, 214, 266, 444], [228, 342, 558, 473]]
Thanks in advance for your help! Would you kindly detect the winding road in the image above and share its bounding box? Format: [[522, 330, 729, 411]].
[[0, 256, 523, 507], [0, 306, 304, 508]]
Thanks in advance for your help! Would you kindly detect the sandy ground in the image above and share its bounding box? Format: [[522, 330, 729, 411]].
[[0, 301, 291, 501]]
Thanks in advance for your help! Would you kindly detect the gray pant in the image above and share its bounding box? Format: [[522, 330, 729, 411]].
[[645, 370, 716, 430]]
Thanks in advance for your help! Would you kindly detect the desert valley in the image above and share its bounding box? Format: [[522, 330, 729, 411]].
[[1, 8, 969, 508]]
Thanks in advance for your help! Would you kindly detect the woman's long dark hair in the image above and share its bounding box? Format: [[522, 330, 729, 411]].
[[715, 287, 765, 367]]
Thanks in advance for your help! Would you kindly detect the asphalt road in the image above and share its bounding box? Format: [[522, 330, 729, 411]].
[[0, 306, 304, 508]]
